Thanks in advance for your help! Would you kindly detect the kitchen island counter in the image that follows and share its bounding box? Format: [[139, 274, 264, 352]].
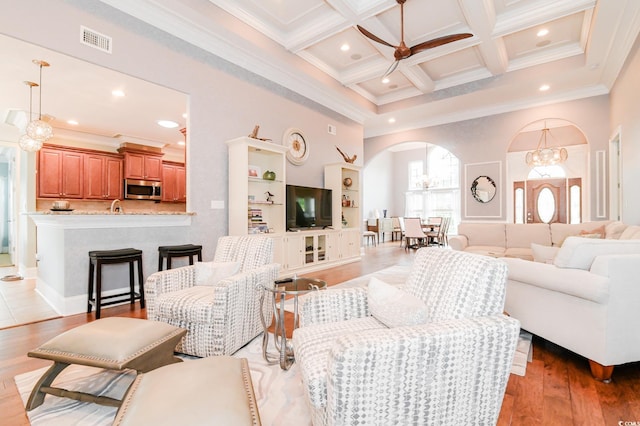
[[28, 212, 198, 316]]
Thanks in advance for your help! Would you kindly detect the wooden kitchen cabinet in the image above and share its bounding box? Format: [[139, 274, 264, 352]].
[[122, 152, 163, 181], [162, 162, 186, 202], [37, 147, 84, 199], [84, 153, 123, 200]]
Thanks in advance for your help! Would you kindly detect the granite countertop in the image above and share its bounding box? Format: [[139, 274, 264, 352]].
[[28, 211, 195, 229], [31, 211, 195, 215]]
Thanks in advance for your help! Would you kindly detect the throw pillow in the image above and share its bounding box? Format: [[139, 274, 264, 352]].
[[579, 225, 605, 239], [605, 221, 627, 239], [553, 237, 640, 270], [531, 243, 560, 264], [195, 261, 241, 286], [619, 225, 640, 240], [368, 277, 428, 328]]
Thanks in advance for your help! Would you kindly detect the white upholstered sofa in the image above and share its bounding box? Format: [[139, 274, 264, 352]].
[[448, 221, 636, 260], [451, 221, 640, 381]]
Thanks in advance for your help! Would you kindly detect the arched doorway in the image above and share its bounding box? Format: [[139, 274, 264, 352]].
[[507, 119, 588, 224], [363, 142, 461, 234]]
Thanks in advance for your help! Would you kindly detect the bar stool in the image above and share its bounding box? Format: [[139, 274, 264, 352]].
[[158, 244, 203, 271], [87, 248, 144, 319]]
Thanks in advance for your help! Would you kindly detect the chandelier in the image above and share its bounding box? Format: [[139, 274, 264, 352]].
[[24, 59, 53, 146], [525, 124, 568, 167]]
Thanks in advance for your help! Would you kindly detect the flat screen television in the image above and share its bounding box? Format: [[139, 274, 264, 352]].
[[286, 185, 333, 230]]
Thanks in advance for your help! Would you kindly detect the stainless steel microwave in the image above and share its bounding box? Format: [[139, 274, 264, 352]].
[[124, 179, 162, 200]]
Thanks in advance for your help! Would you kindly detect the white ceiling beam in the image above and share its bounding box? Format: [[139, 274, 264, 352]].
[[401, 66, 435, 94], [458, 0, 508, 75]]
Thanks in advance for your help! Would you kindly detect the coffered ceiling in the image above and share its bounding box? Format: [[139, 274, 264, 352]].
[[2, 0, 639, 150], [102, 0, 640, 138]]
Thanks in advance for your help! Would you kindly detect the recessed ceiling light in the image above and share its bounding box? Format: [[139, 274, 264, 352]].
[[340, 43, 350, 52], [539, 84, 550, 92], [381, 77, 390, 84], [537, 29, 549, 37], [157, 120, 179, 128], [182, 113, 188, 118], [67, 119, 78, 125], [177, 141, 185, 146], [112, 89, 125, 97], [350, 53, 362, 60], [388, 118, 396, 124]]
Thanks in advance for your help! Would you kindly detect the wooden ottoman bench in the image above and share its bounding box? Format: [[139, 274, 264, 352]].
[[113, 356, 261, 425], [26, 317, 186, 410]]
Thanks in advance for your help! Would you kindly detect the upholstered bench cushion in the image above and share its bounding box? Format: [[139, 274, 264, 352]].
[[292, 316, 384, 408], [113, 356, 261, 426], [28, 317, 186, 372]]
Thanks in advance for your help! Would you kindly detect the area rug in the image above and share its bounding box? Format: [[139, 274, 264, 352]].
[[15, 265, 531, 426]]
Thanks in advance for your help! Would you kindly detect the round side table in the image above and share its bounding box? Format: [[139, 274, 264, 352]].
[[260, 277, 327, 370]]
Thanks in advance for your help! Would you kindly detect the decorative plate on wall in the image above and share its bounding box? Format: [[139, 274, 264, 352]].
[[282, 128, 309, 165]]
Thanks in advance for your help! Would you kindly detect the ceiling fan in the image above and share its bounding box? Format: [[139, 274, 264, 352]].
[[357, 0, 473, 77]]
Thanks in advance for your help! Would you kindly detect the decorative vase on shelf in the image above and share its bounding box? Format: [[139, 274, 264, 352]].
[[263, 170, 276, 180], [343, 177, 353, 188]]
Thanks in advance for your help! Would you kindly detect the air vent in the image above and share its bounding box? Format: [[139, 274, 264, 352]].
[[80, 26, 112, 53]]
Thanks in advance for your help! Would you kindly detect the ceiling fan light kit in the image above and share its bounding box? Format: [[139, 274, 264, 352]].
[[357, 0, 472, 78]]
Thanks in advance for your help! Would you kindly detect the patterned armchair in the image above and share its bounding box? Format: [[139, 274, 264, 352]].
[[145, 236, 279, 357], [292, 248, 520, 426]]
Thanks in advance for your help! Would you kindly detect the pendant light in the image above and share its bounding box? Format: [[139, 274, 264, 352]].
[[25, 59, 53, 143], [18, 81, 43, 152], [525, 122, 568, 167]]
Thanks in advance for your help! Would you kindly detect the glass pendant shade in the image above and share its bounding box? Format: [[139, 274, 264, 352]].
[[18, 134, 43, 152], [525, 125, 568, 167], [26, 119, 53, 141]]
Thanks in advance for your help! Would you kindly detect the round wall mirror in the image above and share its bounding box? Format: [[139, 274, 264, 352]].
[[471, 175, 496, 203]]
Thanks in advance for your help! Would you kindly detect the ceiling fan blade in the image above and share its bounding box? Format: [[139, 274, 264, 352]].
[[357, 25, 397, 49], [410, 33, 473, 56], [383, 60, 399, 78]]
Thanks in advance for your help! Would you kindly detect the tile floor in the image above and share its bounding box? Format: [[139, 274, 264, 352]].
[[0, 265, 60, 329]]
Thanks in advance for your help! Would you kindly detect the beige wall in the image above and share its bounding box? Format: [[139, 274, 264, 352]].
[[610, 34, 640, 225], [0, 0, 363, 266], [364, 96, 611, 222]]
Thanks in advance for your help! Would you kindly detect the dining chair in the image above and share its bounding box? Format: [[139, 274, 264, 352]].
[[398, 216, 406, 247], [427, 217, 451, 247], [391, 217, 403, 241], [404, 217, 428, 250]]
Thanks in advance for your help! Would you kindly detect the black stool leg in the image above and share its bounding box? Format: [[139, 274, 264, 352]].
[[137, 255, 145, 309], [197, 250, 202, 262], [167, 255, 172, 270], [87, 260, 94, 314], [129, 260, 135, 305], [96, 260, 102, 319], [158, 252, 164, 272]]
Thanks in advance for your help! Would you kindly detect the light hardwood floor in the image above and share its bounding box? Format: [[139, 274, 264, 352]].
[[0, 241, 639, 425]]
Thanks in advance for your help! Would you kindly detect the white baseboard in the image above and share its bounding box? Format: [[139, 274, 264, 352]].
[[36, 277, 142, 316]]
